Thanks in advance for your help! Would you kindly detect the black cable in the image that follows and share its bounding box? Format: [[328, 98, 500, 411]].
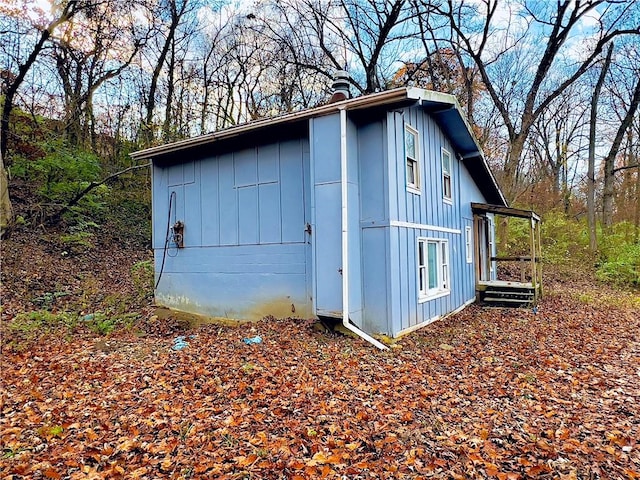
[[155, 191, 176, 290]]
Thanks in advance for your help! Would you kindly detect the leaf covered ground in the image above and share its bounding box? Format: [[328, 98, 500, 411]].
[[1, 231, 639, 479]]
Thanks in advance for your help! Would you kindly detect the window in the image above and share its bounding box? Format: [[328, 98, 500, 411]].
[[465, 226, 473, 263], [442, 148, 452, 202], [405, 125, 420, 192], [418, 238, 450, 301]]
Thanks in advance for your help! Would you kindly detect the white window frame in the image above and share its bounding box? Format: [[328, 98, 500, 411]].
[[417, 237, 451, 302], [405, 124, 420, 194], [442, 148, 452, 203], [465, 226, 473, 263]]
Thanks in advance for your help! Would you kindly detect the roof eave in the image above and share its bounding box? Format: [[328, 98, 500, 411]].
[[130, 87, 414, 161]]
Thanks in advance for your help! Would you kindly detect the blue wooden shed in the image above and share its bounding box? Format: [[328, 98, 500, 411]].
[[131, 87, 515, 347]]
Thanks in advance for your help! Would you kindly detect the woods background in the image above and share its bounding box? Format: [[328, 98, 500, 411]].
[[1, 0, 639, 284]]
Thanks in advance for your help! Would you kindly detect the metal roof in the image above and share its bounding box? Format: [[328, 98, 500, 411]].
[[131, 87, 506, 206]]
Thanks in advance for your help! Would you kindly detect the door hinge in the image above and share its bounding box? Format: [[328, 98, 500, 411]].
[[305, 223, 312, 235]]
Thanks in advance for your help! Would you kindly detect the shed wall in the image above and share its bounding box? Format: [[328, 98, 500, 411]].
[[385, 106, 490, 336], [152, 138, 313, 319]]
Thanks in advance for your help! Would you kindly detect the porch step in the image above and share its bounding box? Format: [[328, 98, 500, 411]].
[[478, 286, 537, 307]]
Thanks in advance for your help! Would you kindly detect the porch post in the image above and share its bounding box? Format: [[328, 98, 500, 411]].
[[530, 218, 536, 293], [537, 219, 543, 298]]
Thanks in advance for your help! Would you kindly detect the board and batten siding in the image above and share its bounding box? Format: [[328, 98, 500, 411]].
[[384, 107, 488, 336], [310, 113, 364, 327], [152, 138, 313, 320], [358, 118, 391, 335]]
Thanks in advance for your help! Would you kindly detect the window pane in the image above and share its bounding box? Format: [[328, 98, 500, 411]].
[[418, 241, 424, 266], [444, 175, 451, 198], [442, 150, 451, 174], [427, 242, 437, 289], [407, 160, 415, 185], [405, 129, 415, 158]]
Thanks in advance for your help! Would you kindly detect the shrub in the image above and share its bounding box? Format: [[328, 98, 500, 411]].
[[9, 310, 78, 337], [499, 210, 592, 267], [596, 241, 640, 287], [11, 141, 109, 226]]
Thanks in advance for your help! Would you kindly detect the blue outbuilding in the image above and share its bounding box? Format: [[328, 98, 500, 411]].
[[132, 86, 539, 348]]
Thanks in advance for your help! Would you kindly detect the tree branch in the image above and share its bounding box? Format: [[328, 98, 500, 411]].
[[47, 163, 150, 224]]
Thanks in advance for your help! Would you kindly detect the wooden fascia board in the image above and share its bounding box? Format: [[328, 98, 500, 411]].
[[471, 203, 540, 222]]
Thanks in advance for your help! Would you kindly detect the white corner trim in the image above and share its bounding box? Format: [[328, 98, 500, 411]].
[[390, 220, 461, 234]]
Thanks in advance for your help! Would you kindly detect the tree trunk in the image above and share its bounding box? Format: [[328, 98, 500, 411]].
[[162, 37, 176, 141], [635, 157, 640, 241], [503, 133, 527, 204], [0, 149, 13, 238], [143, 0, 188, 146], [587, 46, 612, 251]]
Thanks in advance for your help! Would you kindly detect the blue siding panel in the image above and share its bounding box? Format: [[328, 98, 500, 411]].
[[152, 168, 168, 249], [238, 186, 259, 245], [280, 140, 305, 243], [258, 144, 279, 183], [168, 163, 183, 186], [184, 161, 195, 184], [313, 183, 342, 315], [234, 148, 257, 187], [312, 116, 341, 184], [259, 183, 281, 243], [153, 135, 312, 322], [155, 243, 311, 319], [348, 183, 363, 326], [383, 105, 493, 336], [361, 227, 388, 333], [358, 121, 386, 223], [184, 181, 202, 247], [218, 154, 238, 245], [201, 159, 220, 246]]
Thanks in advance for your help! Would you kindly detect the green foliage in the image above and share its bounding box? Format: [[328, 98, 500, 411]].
[[9, 310, 78, 336], [596, 241, 640, 287], [11, 140, 109, 226], [105, 189, 152, 248], [539, 213, 591, 266], [60, 231, 95, 249], [12, 141, 101, 195], [131, 260, 154, 300], [501, 211, 639, 289], [499, 211, 592, 267]]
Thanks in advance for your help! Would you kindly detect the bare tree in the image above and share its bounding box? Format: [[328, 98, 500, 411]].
[[51, 0, 149, 149], [530, 85, 589, 214], [1, 0, 85, 159], [141, 0, 193, 146], [601, 54, 640, 227], [259, 0, 417, 95], [433, 0, 639, 203], [0, 0, 88, 235]]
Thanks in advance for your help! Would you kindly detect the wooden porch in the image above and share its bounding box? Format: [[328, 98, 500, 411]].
[[472, 203, 542, 307]]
